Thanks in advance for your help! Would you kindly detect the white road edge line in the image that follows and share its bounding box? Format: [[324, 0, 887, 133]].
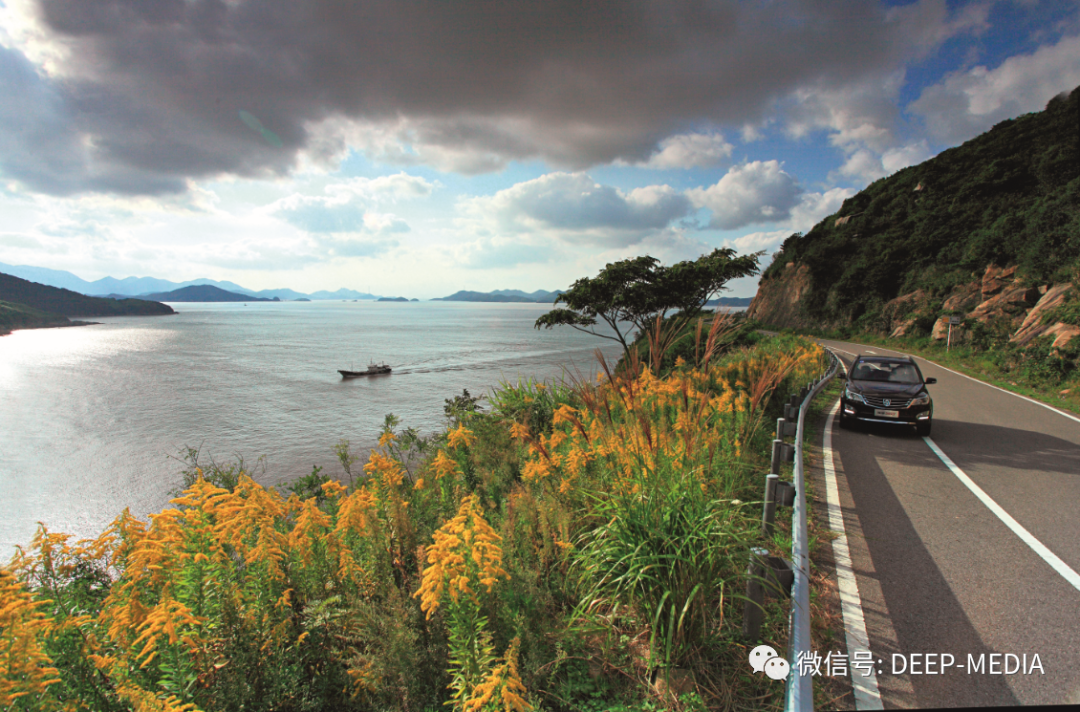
[[825, 338, 1080, 425], [923, 436, 1080, 593], [823, 398, 884, 710]]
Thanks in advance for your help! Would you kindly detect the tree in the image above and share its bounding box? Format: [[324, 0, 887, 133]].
[[534, 248, 761, 364]]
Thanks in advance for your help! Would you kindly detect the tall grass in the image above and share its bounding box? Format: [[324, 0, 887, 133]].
[[2, 335, 826, 712]]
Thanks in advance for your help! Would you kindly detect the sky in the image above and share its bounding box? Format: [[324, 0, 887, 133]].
[[0, 0, 1078, 299]]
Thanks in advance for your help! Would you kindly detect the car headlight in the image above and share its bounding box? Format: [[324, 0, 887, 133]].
[[844, 386, 865, 403], [911, 392, 930, 406]]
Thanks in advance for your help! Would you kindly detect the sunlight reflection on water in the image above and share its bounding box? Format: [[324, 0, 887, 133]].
[[0, 301, 624, 554]]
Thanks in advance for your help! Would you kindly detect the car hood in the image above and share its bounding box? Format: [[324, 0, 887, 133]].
[[849, 380, 924, 396]]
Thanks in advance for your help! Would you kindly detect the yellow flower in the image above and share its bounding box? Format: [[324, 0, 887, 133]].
[[364, 451, 405, 487], [447, 424, 478, 450], [463, 637, 532, 712], [321, 480, 348, 499], [0, 567, 61, 706], [509, 421, 530, 441], [431, 450, 458, 480], [378, 430, 397, 448], [415, 495, 507, 619]]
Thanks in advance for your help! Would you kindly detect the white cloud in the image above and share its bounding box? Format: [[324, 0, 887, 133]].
[[268, 176, 431, 234], [733, 230, 790, 253], [326, 173, 437, 201], [881, 141, 933, 174], [785, 73, 905, 153], [787, 187, 854, 232], [687, 161, 801, 230], [454, 236, 560, 270], [910, 32, 1080, 144], [458, 172, 694, 247], [638, 132, 733, 169], [0, 232, 43, 249]]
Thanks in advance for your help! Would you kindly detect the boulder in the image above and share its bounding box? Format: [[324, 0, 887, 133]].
[[890, 318, 917, 338], [942, 281, 982, 312], [1011, 284, 1073, 345], [981, 264, 1018, 299], [931, 316, 968, 342], [968, 284, 1041, 323]]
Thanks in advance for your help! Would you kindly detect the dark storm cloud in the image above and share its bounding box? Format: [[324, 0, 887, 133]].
[[3, 0, 969, 195]]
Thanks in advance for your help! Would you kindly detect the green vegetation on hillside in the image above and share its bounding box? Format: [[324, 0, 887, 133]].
[[0, 272, 175, 318], [763, 85, 1079, 328], [0, 300, 75, 335]]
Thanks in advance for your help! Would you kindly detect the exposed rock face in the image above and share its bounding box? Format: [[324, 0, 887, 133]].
[[1011, 284, 1073, 345], [746, 262, 815, 329], [1046, 324, 1080, 349], [882, 290, 927, 337], [981, 264, 1019, 299], [968, 284, 1041, 324], [750, 258, 1077, 352], [942, 282, 981, 312]]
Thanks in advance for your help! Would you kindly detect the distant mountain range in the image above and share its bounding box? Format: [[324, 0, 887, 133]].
[[433, 289, 562, 303], [0, 262, 379, 301]]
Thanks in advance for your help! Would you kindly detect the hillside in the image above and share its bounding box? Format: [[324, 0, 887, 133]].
[[0, 300, 81, 335], [0, 272, 175, 318], [749, 85, 1079, 344], [140, 285, 278, 302]]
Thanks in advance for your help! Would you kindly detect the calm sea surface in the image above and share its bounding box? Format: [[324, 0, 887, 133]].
[[0, 301, 625, 554]]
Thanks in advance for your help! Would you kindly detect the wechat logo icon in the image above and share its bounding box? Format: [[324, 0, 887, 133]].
[[749, 645, 790, 680]]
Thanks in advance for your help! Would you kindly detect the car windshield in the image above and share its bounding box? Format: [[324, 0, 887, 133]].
[[851, 361, 922, 384]]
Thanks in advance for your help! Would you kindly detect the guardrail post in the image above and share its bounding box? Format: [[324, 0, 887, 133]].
[[742, 546, 769, 640], [770, 438, 783, 475], [762, 473, 779, 536]]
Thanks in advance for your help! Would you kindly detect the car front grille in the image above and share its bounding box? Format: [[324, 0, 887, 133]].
[[862, 394, 913, 409]]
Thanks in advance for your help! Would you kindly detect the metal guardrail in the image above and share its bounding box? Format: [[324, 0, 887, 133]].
[[784, 351, 841, 712]]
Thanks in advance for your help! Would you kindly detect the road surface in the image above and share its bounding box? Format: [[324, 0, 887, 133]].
[[816, 338, 1080, 708]]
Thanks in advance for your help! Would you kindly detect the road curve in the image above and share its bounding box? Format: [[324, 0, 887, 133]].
[[817, 338, 1080, 708]]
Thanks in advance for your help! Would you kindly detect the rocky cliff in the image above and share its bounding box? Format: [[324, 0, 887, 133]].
[[747, 84, 1079, 352]]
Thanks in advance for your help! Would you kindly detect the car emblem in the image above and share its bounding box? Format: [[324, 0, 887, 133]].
[[883, 399, 891, 407]]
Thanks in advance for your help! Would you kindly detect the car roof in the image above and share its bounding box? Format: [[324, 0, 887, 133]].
[[854, 355, 914, 363]]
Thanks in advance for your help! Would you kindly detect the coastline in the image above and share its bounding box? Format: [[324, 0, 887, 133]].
[[0, 319, 101, 337]]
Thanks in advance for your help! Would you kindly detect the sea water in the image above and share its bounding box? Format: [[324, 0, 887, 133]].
[[0, 300, 625, 554]]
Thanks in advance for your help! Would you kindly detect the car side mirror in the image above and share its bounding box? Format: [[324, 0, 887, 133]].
[[924, 377, 937, 384]]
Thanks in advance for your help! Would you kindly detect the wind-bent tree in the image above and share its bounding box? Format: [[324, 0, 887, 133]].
[[534, 248, 761, 364]]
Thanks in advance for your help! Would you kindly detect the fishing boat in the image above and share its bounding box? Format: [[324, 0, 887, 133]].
[[339, 362, 392, 377]]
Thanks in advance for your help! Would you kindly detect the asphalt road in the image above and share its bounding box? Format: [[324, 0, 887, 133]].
[[817, 338, 1080, 708]]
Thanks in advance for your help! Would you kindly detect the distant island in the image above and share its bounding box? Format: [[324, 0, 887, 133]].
[[139, 285, 279, 302], [705, 297, 754, 307], [377, 297, 411, 302], [0, 272, 174, 335], [433, 289, 562, 303]]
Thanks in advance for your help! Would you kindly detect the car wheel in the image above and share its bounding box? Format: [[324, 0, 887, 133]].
[[916, 421, 931, 437]]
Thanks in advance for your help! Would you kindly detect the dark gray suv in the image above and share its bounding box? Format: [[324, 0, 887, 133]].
[[839, 355, 936, 436]]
